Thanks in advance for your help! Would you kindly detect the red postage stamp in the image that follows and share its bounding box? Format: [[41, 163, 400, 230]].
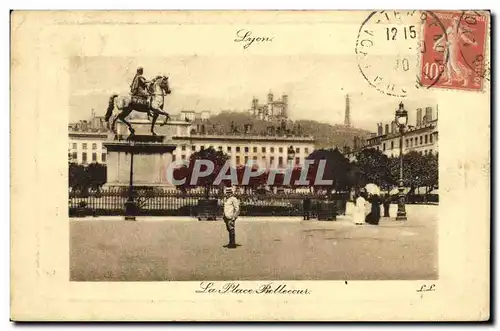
[[420, 11, 489, 91]]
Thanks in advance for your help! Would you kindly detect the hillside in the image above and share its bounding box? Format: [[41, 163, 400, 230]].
[[196, 111, 371, 149]]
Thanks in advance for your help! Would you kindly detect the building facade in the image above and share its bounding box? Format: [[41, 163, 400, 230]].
[[249, 91, 288, 122], [345, 105, 439, 160], [69, 114, 109, 165], [177, 110, 212, 122], [69, 114, 314, 168], [68, 132, 108, 165], [171, 133, 315, 169]]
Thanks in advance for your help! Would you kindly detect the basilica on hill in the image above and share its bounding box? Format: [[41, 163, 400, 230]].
[[248, 91, 288, 122]]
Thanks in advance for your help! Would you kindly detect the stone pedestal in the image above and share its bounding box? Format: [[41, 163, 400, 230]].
[[103, 135, 177, 188]]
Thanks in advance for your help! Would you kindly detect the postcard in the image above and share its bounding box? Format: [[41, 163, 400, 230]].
[[11, 10, 490, 321]]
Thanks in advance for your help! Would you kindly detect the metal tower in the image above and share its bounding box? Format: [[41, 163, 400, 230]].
[[344, 94, 351, 127]]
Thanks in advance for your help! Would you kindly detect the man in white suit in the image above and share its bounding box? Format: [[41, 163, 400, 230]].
[[223, 187, 240, 249]]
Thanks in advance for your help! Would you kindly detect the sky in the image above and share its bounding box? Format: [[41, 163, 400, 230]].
[[69, 55, 437, 132]]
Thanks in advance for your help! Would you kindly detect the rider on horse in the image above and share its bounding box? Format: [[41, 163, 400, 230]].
[[130, 67, 153, 117], [106, 71, 171, 138]]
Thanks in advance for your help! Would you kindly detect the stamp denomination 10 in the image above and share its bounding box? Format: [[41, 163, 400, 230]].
[[355, 10, 448, 97]]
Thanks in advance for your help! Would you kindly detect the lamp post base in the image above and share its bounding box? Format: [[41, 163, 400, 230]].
[[396, 214, 407, 221], [396, 184, 407, 221], [396, 200, 407, 220], [396, 201, 407, 220]]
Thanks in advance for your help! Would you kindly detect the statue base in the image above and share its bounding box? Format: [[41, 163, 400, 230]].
[[103, 135, 177, 188]]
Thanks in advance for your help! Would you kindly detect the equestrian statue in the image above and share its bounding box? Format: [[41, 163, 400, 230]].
[[104, 67, 172, 139]]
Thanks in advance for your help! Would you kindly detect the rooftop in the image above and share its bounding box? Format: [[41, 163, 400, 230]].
[[368, 120, 437, 142], [173, 133, 315, 143], [69, 131, 108, 138]]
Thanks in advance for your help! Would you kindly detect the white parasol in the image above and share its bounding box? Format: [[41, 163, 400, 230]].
[[365, 183, 381, 195], [389, 187, 410, 195]]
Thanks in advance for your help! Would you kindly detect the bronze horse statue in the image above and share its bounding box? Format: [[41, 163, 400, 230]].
[[104, 75, 171, 139]]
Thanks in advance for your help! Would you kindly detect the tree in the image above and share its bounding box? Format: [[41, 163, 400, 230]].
[[422, 152, 438, 192], [173, 147, 230, 198], [354, 148, 393, 189], [69, 163, 87, 192], [263, 166, 305, 189], [234, 164, 269, 193], [69, 163, 107, 193], [306, 148, 352, 191], [87, 163, 107, 191], [388, 151, 438, 195], [172, 164, 192, 193]]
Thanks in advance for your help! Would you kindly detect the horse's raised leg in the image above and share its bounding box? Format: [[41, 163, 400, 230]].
[[119, 107, 135, 136], [156, 109, 170, 126], [150, 112, 159, 136]]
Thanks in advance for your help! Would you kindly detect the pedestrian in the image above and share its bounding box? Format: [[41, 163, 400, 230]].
[[223, 187, 240, 249], [382, 193, 391, 217], [365, 193, 381, 225], [353, 189, 367, 225], [303, 197, 312, 220]]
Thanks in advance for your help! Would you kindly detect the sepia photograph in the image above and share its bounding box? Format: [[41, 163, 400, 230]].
[[68, 55, 440, 281], [11, 9, 490, 321]]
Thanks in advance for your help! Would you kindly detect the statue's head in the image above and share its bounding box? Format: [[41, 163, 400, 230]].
[[137, 67, 143, 74]]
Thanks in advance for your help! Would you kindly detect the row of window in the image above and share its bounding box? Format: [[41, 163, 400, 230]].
[[234, 155, 301, 166], [406, 133, 434, 148], [180, 145, 309, 154], [372, 146, 435, 157], [71, 152, 107, 163], [70, 142, 102, 150], [388, 149, 435, 157], [382, 133, 436, 151], [70, 142, 311, 155], [173, 154, 302, 166]]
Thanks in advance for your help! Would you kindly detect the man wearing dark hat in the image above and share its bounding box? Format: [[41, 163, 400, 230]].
[[223, 187, 240, 249]]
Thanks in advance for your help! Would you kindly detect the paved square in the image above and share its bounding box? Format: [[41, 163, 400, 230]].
[[70, 205, 437, 281]]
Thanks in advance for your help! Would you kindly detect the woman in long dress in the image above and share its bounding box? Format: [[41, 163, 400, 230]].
[[354, 191, 366, 225], [365, 194, 381, 225]]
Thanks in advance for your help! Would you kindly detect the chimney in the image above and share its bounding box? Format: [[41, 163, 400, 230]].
[[416, 108, 422, 126], [385, 124, 389, 135], [425, 106, 433, 122], [377, 123, 383, 136], [282, 94, 288, 118], [391, 120, 398, 134], [268, 92, 273, 103]]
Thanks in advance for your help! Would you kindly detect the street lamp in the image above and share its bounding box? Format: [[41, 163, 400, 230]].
[[124, 141, 137, 221], [395, 101, 408, 221]]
